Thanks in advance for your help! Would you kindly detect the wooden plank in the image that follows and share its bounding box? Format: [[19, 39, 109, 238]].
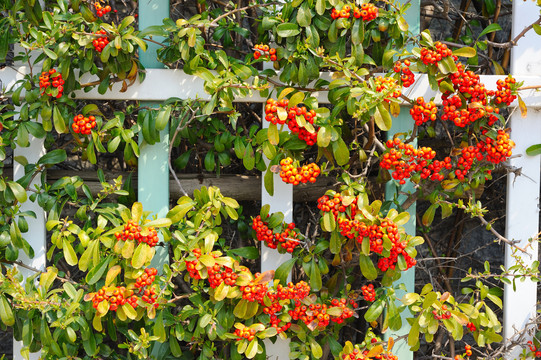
[[12, 125, 46, 360], [503, 1, 541, 358]]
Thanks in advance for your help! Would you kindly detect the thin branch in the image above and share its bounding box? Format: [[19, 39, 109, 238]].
[[485, 15, 541, 49], [210, 2, 279, 26], [2, 260, 86, 288], [476, 214, 529, 254]]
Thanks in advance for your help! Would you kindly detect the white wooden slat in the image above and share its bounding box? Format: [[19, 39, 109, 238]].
[[503, 1, 541, 358], [2, 67, 541, 106]]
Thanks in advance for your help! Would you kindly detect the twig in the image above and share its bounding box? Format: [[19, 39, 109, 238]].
[[210, 2, 279, 26], [485, 15, 541, 49], [2, 260, 86, 288], [476, 214, 529, 254]]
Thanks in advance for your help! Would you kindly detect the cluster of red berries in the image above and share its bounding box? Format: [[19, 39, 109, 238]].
[[331, 3, 378, 21], [527, 341, 541, 358], [374, 76, 402, 103], [465, 345, 472, 357], [279, 157, 320, 185], [94, 1, 112, 17], [361, 284, 376, 302], [114, 219, 160, 247], [208, 263, 238, 288], [92, 286, 137, 311], [251, 215, 301, 253], [494, 77, 517, 106], [453, 144, 483, 180], [265, 281, 311, 333], [432, 304, 452, 320], [380, 138, 449, 184], [410, 97, 438, 125], [264, 98, 318, 146], [393, 60, 415, 87], [420, 42, 453, 65], [240, 279, 268, 303], [289, 300, 354, 328], [92, 30, 109, 52], [482, 130, 515, 164], [71, 114, 97, 135], [234, 327, 259, 342], [342, 347, 398, 360], [185, 248, 202, 279], [39, 69, 64, 98], [141, 286, 158, 307], [317, 193, 358, 219], [134, 267, 157, 290], [466, 322, 476, 332], [253, 44, 278, 62]]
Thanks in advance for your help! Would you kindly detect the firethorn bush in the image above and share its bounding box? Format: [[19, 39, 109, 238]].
[[0, 0, 540, 359]]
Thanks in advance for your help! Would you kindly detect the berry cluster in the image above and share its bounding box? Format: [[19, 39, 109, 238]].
[[410, 97, 437, 125], [134, 267, 157, 290], [453, 144, 483, 181], [393, 60, 415, 87], [341, 347, 398, 360], [380, 138, 450, 184], [420, 42, 453, 65], [432, 304, 452, 321], [253, 44, 278, 62], [185, 248, 202, 279], [361, 284, 376, 302], [71, 114, 97, 135], [234, 327, 259, 342], [39, 69, 64, 98], [94, 1, 112, 17], [466, 321, 476, 332], [251, 215, 301, 253], [208, 263, 238, 288], [92, 30, 109, 52], [141, 286, 158, 307], [465, 345, 472, 357], [527, 341, 541, 358], [279, 157, 320, 185], [482, 130, 515, 164], [114, 219, 160, 247], [374, 76, 402, 103], [92, 286, 137, 311], [331, 3, 378, 21], [240, 279, 268, 303], [317, 193, 358, 218], [494, 77, 517, 106], [264, 98, 318, 146]]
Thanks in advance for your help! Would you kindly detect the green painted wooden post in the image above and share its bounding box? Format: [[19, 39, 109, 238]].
[[384, 0, 419, 358], [138, 0, 170, 270]]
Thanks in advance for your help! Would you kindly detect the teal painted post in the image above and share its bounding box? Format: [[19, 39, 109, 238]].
[[138, 0, 170, 270], [384, 0, 419, 358]]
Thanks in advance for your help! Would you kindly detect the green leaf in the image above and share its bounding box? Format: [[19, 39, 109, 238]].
[[38, 149, 67, 165], [374, 104, 392, 131], [228, 247, 259, 259], [479, 23, 502, 38], [422, 204, 438, 226], [131, 242, 150, 268], [156, 106, 171, 131], [264, 168, 274, 196], [63, 239, 78, 266], [310, 337, 323, 358], [268, 123, 279, 146], [332, 138, 349, 166], [526, 144, 541, 156], [43, 47, 57, 60], [452, 46, 476, 58], [0, 295, 15, 326], [53, 106, 67, 134], [359, 254, 378, 280], [533, 24, 541, 36], [289, 92, 305, 108], [7, 181, 27, 203], [154, 311, 166, 342], [167, 200, 195, 223], [144, 218, 172, 228], [245, 339, 258, 359], [85, 256, 110, 285], [276, 23, 300, 37], [317, 126, 332, 148], [275, 257, 297, 284], [364, 299, 384, 322]]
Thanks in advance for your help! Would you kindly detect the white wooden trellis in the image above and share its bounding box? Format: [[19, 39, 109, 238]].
[[1, 3, 540, 359]]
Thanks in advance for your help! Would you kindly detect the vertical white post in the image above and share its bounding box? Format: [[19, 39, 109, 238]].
[[503, 2, 541, 358], [12, 128, 47, 360], [261, 104, 292, 359]]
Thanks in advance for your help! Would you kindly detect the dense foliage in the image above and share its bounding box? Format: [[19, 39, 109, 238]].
[[1, 0, 540, 359]]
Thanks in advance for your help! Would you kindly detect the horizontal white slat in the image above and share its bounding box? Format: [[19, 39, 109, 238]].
[[2, 66, 541, 106]]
